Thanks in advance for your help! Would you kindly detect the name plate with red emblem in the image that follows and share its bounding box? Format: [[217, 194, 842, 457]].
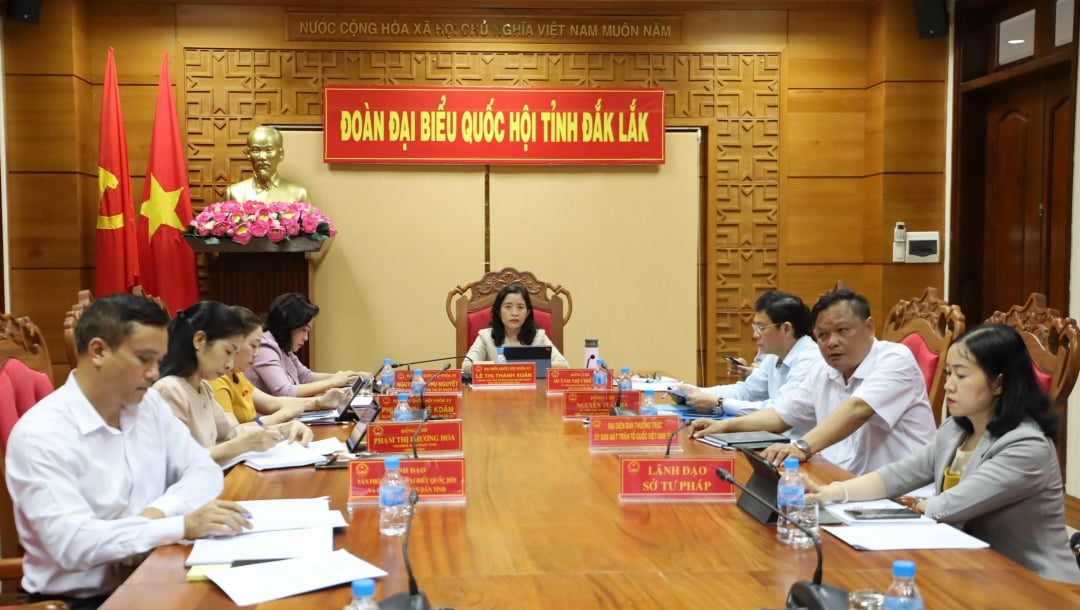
[[563, 390, 642, 418], [588, 415, 682, 452], [471, 362, 536, 387], [619, 457, 736, 502], [392, 369, 463, 393], [349, 458, 466, 504], [375, 394, 460, 420], [547, 369, 597, 392], [366, 420, 463, 455]]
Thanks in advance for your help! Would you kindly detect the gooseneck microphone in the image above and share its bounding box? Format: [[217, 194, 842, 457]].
[[418, 363, 452, 416], [391, 355, 470, 369], [377, 491, 432, 610], [664, 420, 692, 458], [411, 364, 451, 459], [584, 354, 596, 369], [714, 468, 847, 610]]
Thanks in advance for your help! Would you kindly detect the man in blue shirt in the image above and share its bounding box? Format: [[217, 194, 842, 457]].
[[676, 291, 821, 425]]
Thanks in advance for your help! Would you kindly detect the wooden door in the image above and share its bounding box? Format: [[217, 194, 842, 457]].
[[979, 68, 1071, 316]]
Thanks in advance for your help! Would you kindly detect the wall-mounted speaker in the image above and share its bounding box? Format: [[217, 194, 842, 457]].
[[913, 0, 948, 39], [6, 0, 42, 25]]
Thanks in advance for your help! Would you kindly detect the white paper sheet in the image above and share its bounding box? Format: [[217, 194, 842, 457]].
[[207, 549, 388, 606], [235, 498, 347, 533], [823, 523, 990, 551], [185, 527, 334, 566], [242, 441, 329, 470]]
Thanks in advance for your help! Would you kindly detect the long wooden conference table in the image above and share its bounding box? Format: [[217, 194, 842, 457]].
[[100, 383, 1080, 609]]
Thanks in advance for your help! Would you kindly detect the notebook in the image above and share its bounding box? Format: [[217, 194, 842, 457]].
[[503, 345, 553, 378]]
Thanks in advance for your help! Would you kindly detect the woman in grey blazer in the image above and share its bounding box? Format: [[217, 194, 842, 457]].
[[809, 323, 1080, 584]]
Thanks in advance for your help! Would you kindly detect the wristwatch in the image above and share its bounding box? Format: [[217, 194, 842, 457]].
[[711, 396, 724, 415], [793, 438, 813, 459]]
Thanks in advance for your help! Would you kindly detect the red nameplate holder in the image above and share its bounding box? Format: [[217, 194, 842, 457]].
[[366, 420, 464, 456], [375, 394, 460, 420], [393, 369, 463, 394], [547, 369, 599, 393], [471, 362, 536, 387], [588, 415, 681, 453], [348, 458, 466, 505], [619, 457, 736, 502], [563, 390, 642, 419]]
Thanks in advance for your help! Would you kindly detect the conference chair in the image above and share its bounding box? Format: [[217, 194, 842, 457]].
[[986, 293, 1080, 477], [131, 285, 172, 318], [446, 267, 572, 365], [881, 288, 966, 426], [62, 290, 94, 371], [0, 314, 65, 609]]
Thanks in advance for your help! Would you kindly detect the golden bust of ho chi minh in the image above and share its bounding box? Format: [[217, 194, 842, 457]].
[[225, 125, 311, 204]]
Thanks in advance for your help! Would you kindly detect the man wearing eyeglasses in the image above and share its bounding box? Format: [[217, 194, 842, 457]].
[[691, 289, 936, 475], [674, 291, 821, 430]]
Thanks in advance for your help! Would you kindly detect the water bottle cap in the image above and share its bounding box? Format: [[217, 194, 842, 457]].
[[892, 560, 915, 578], [585, 339, 599, 347], [497, 347, 504, 353], [598, 359, 605, 364], [644, 389, 655, 397], [383, 358, 392, 364], [621, 367, 630, 374], [384, 456, 401, 470], [783, 457, 800, 470], [352, 578, 376, 597], [397, 393, 408, 401]]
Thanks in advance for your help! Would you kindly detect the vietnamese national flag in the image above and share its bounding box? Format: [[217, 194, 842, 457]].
[[137, 53, 199, 313], [95, 48, 140, 297]]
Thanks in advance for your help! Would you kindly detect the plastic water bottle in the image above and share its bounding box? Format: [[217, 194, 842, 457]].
[[494, 347, 507, 364], [379, 358, 395, 395], [594, 360, 609, 388], [378, 455, 409, 536], [409, 369, 426, 396], [640, 390, 657, 415], [776, 457, 804, 544], [618, 367, 632, 391], [884, 560, 923, 610], [343, 578, 378, 610], [393, 393, 412, 422]]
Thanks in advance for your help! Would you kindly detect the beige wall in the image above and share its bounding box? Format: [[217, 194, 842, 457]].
[[280, 130, 701, 380]]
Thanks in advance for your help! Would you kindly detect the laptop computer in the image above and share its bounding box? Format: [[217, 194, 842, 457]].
[[503, 345, 553, 378], [346, 403, 382, 453], [731, 445, 843, 526]]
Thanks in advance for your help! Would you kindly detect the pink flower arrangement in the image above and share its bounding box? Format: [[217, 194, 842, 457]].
[[185, 200, 337, 246]]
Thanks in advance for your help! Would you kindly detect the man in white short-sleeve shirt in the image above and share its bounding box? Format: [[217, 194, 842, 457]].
[[5, 294, 253, 609], [691, 289, 936, 475]]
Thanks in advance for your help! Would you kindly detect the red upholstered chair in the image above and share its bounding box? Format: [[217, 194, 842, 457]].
[[986, 293, 1080, 477], [446, 267, 572, 366], [0, 315, 64, 608], [881, 287, 966, 426]]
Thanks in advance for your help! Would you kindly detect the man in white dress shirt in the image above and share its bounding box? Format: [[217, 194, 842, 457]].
[[5, 294, 251, 609], [691, 289, 936, 475], [674, 291, 822, 428]]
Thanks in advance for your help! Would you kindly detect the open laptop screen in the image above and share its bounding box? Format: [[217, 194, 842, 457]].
[[503, 345, 553, 378]]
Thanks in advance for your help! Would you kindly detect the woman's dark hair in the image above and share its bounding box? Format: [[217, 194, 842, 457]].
[[231, 305, 263, 336], [160, 301, 245, 378], [266, 293, 319, 354], [951, 323, 1059, 440], [490, 284, 537, 346]]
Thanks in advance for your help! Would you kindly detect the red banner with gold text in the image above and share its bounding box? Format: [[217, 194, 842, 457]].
[[324, 85, 665, 164]]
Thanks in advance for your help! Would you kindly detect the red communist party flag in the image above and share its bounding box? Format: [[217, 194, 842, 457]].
[[138, 53, 198, 313], [95, 48, 140, 297]]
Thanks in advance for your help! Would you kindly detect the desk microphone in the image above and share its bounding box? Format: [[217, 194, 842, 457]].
[[714, 467, 847, 610], [392, 355, 470, 369], [664, 420, 692, 458], [411, 364, 451, 459], [418, 363, 452, 416], [584, 354, 596, 369], [377, 490, 432, 610]]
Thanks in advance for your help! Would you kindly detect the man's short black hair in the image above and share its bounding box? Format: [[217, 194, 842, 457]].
[[755, 290, 812, 338], [811, 289, 871, 325], [75, 293, 170, 355]]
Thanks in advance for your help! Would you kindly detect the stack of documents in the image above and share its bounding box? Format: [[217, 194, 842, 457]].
[[222, 439, 336, 471], [824, 499, 937, 526], [697, 431, 787, 450], [185, 498, 387, 605], [824, 523, 990, 551], [295, 408, 339, 425]]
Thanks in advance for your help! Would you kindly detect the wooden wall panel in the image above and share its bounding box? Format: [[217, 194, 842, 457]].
[[9, 269, 94, 372], [865, 82, 885, 175], [7, 174, 87, 268], [780, 264, 885, 317], [882, 82, 946, 173], [1, 0, 82, 76], [682, 11, 787, 49], [88, 4, 178, 85], [782, 177, 867, 263], [877, 0, 949, 83], [785, 89, 866, 177], [5, 76, 87, 173], [786, 9, 868, 89]]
